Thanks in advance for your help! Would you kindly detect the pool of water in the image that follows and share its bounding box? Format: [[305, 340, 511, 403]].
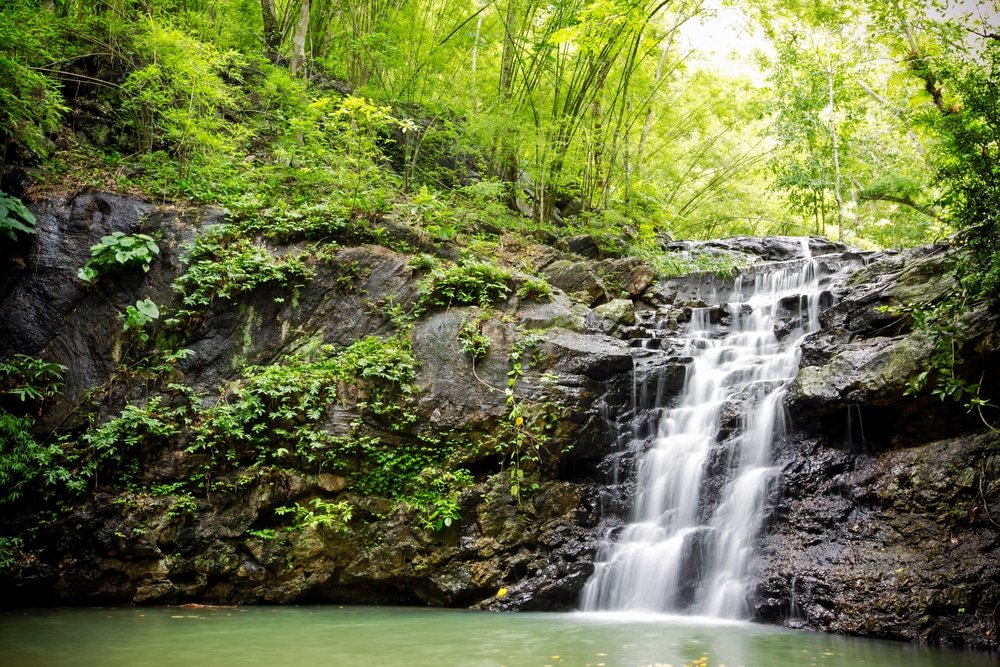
[[0, 606, 994, 667]]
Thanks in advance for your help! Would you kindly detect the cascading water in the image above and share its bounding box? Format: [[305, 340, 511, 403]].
[[581, 249, 827, 617]]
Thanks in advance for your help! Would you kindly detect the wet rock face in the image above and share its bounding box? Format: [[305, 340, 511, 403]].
[[758, 432, 1000, 649], [787, 244, 998, 448], [0, 191, 632, 613], [665, 235, 850, 263], [758, 245, 1000, 649], [0, 192, 227, 429], [579, 243, 999, 649], [5, 477, 605, 610]]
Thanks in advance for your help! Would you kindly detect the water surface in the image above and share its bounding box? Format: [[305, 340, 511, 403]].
[[0, 606, 994, 667]]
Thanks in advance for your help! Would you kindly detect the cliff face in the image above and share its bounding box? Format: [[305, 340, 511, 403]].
[[756, 245, 1000, 649], [0, 191, 634, 610], [1, 192, 997, 649]]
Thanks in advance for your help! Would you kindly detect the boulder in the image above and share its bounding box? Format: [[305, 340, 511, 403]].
[[593, 298, 636, 332]]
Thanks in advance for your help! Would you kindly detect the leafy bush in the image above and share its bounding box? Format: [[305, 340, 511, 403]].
[[186, 336, 417, 470], [517, 277, 552, 300], [407, 467, 473, 531], [408, 253, 439, 272], [0, 400, 179, 508], [934, 41, 1000, 298], [0, 355, 69, 505], [275, 498, 352, 532], [419, 261, 514, 310], [0, 354, 65, 404], [78, 232, 160, 282], [0, 192, 36, 240], [122, 299, 160, 343], [122, 20, 247, 164], [0, 413, 65, 505], [0, 2, 68, 160], [81, 398, 182, 479], [0, 536, 25, 570], [458, 313, 492, 360], [173, 229, 314, 307]]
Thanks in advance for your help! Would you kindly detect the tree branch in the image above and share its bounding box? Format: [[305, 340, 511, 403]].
[[856, 191, 942, 221]]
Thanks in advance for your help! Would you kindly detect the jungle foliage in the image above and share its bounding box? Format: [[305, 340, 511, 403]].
[[2, 0, 995, 253]]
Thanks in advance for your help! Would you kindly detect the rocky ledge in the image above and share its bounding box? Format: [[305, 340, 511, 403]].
[[0, 191, 632, 610]]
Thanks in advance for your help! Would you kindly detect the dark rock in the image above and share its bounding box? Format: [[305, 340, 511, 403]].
[[0, 192, 635, 614], [757, 432, 1000, 649], [665, 236, 850, 262], [537, 255, 655, 307], [788, 245, 996, 448], [562, 234, 602, 259]]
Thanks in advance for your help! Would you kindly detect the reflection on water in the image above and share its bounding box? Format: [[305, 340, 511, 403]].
[[0, 606, 994, 667]]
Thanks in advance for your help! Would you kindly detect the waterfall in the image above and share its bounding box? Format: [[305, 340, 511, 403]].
[[581, 253, 826, 616]]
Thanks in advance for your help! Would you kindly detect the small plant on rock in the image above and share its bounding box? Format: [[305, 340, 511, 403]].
[[517, 277, 552, 301], [458, 312, 492, 361], [121, 298, 160, 343], [419, 261, 514, 310], [275, 498, 352, 532], [0, 354, 65, 403], [0, 192, 36, 240], [78, 231, 160, 282]]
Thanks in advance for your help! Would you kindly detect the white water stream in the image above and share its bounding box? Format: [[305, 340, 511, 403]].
[[581, 249, 825, 617]]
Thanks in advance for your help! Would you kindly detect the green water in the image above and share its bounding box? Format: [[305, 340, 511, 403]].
[[0, 606, 994, 667]]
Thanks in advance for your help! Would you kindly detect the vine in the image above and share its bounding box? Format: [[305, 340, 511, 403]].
[[500, 329, 553, 501]]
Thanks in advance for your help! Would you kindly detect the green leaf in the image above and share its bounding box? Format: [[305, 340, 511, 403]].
[[134, 298, 160, 319]]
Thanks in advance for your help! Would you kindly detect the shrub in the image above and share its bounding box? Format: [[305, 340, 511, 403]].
[[173, 228, 313, 307], [419, 261, 514, 310], [0, 354, 65, 404], [0, 413, 65, 505], [78, 232, 160, 282], [0, 2, 67, 160]]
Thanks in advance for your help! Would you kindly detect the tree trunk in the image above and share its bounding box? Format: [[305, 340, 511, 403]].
[[260, 0, 281, 61], [290, 0, 311, 77], [636, 29, 673, 166], [496, 0, 520, 209], [826, 56, 844, 241], [471, 10, 483, 108], [499, 0, 517, 102]]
